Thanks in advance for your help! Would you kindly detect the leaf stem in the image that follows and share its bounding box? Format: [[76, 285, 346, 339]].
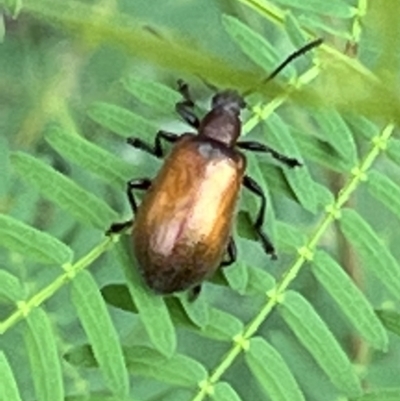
[[0, 237, 114, 334]]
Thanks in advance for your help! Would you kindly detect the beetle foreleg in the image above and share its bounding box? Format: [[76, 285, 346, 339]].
[[127, 131, 179, 158], [176, 79, 200, 129], [237, 141, 302, 168], [220, 237, 237, 267], [243, 175, 277, 260]]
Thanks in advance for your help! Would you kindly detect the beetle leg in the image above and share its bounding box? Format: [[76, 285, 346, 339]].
[[106, 219, 133, 235], [237, 141, 302, 168], [106, 178, 152, 235], [177, 79, 194, 102], [220, 237, 237, 267], [243, 175, 277, 260], [127, 130, 179, 158], [176, 79, 200, 129], [126, 178, 152, 214], [155, 131, 180, 157]]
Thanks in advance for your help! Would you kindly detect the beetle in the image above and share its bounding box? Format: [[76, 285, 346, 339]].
[[108, 38, 323, 296]]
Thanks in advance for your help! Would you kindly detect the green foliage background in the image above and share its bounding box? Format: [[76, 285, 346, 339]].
[[1, 0, 400, 400]]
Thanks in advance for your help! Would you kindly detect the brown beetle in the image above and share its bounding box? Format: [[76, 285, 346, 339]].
[[108, 39, 322, 295]]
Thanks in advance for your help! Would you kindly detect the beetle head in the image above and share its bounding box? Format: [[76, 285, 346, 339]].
[[211, 90, 246, 114], [198, 90, 246, 148]]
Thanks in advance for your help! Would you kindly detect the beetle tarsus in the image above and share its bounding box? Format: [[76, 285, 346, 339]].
[[177, 79, 194, 105], [176, 80, 200, 128], [258, 231, 278, 260], [106, 220, 133, 235], [188, 284, 202, 301], [220, 237, 237, 267]]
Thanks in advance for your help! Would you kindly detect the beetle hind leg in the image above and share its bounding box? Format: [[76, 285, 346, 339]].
[[243, 175, 277, 260]]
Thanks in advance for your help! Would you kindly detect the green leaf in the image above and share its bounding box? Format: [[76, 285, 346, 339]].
[[340, 209, 400, 301], [387, 138, 400, 165], [101, 283, 137, 313], [279, 291, 362, 396], [245, 337, 305, 401], [312, 110, 357, 164], [345, 115, 377, 140], [114, 240, 176, 356], [122, 76, 181, 114], [276, 220, 306, 250], [314, 183, 335, 206], [351, 389, 400, 401], [0, 13, 4, 43], [24, 308, 64, 401], [202, 307, 244, 341], [298, 15, 351, 39], [166, 298, 244, 341], [64, 344, 97, 368], [0, 270, 25, 302], [143, 389, 193, 401], [177, 292, 210, 328], [376, 309, 400, 338], [0, 136, 10, 196], [223, 259, 249, 294], [367, 170, 400, 221], [71, 270, 129, 398], [312, 251, 388, 350], [284, 12, 307, 49], [0, 214, 73, 265], [44, 125, 133, 189], [273, 0, 354, 18], [258, 163, 296, 202], [263, 115, 318, 213], [87, 101, 157, 139], [246, 265, 276, 296], [3, 0, 22, 18], [292, 128, 352, 172], [125, 346, 207, 386], [11, 152, 118, 229], [222, 15, 281, 73], [66, 395, 134, 401], [0, 351, 22, 401], [213, 382, 243, 401]]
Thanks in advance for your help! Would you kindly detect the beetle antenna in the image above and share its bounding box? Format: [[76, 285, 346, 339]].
[[243, 37, 323, 96], [265, 38, 323, 82]]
